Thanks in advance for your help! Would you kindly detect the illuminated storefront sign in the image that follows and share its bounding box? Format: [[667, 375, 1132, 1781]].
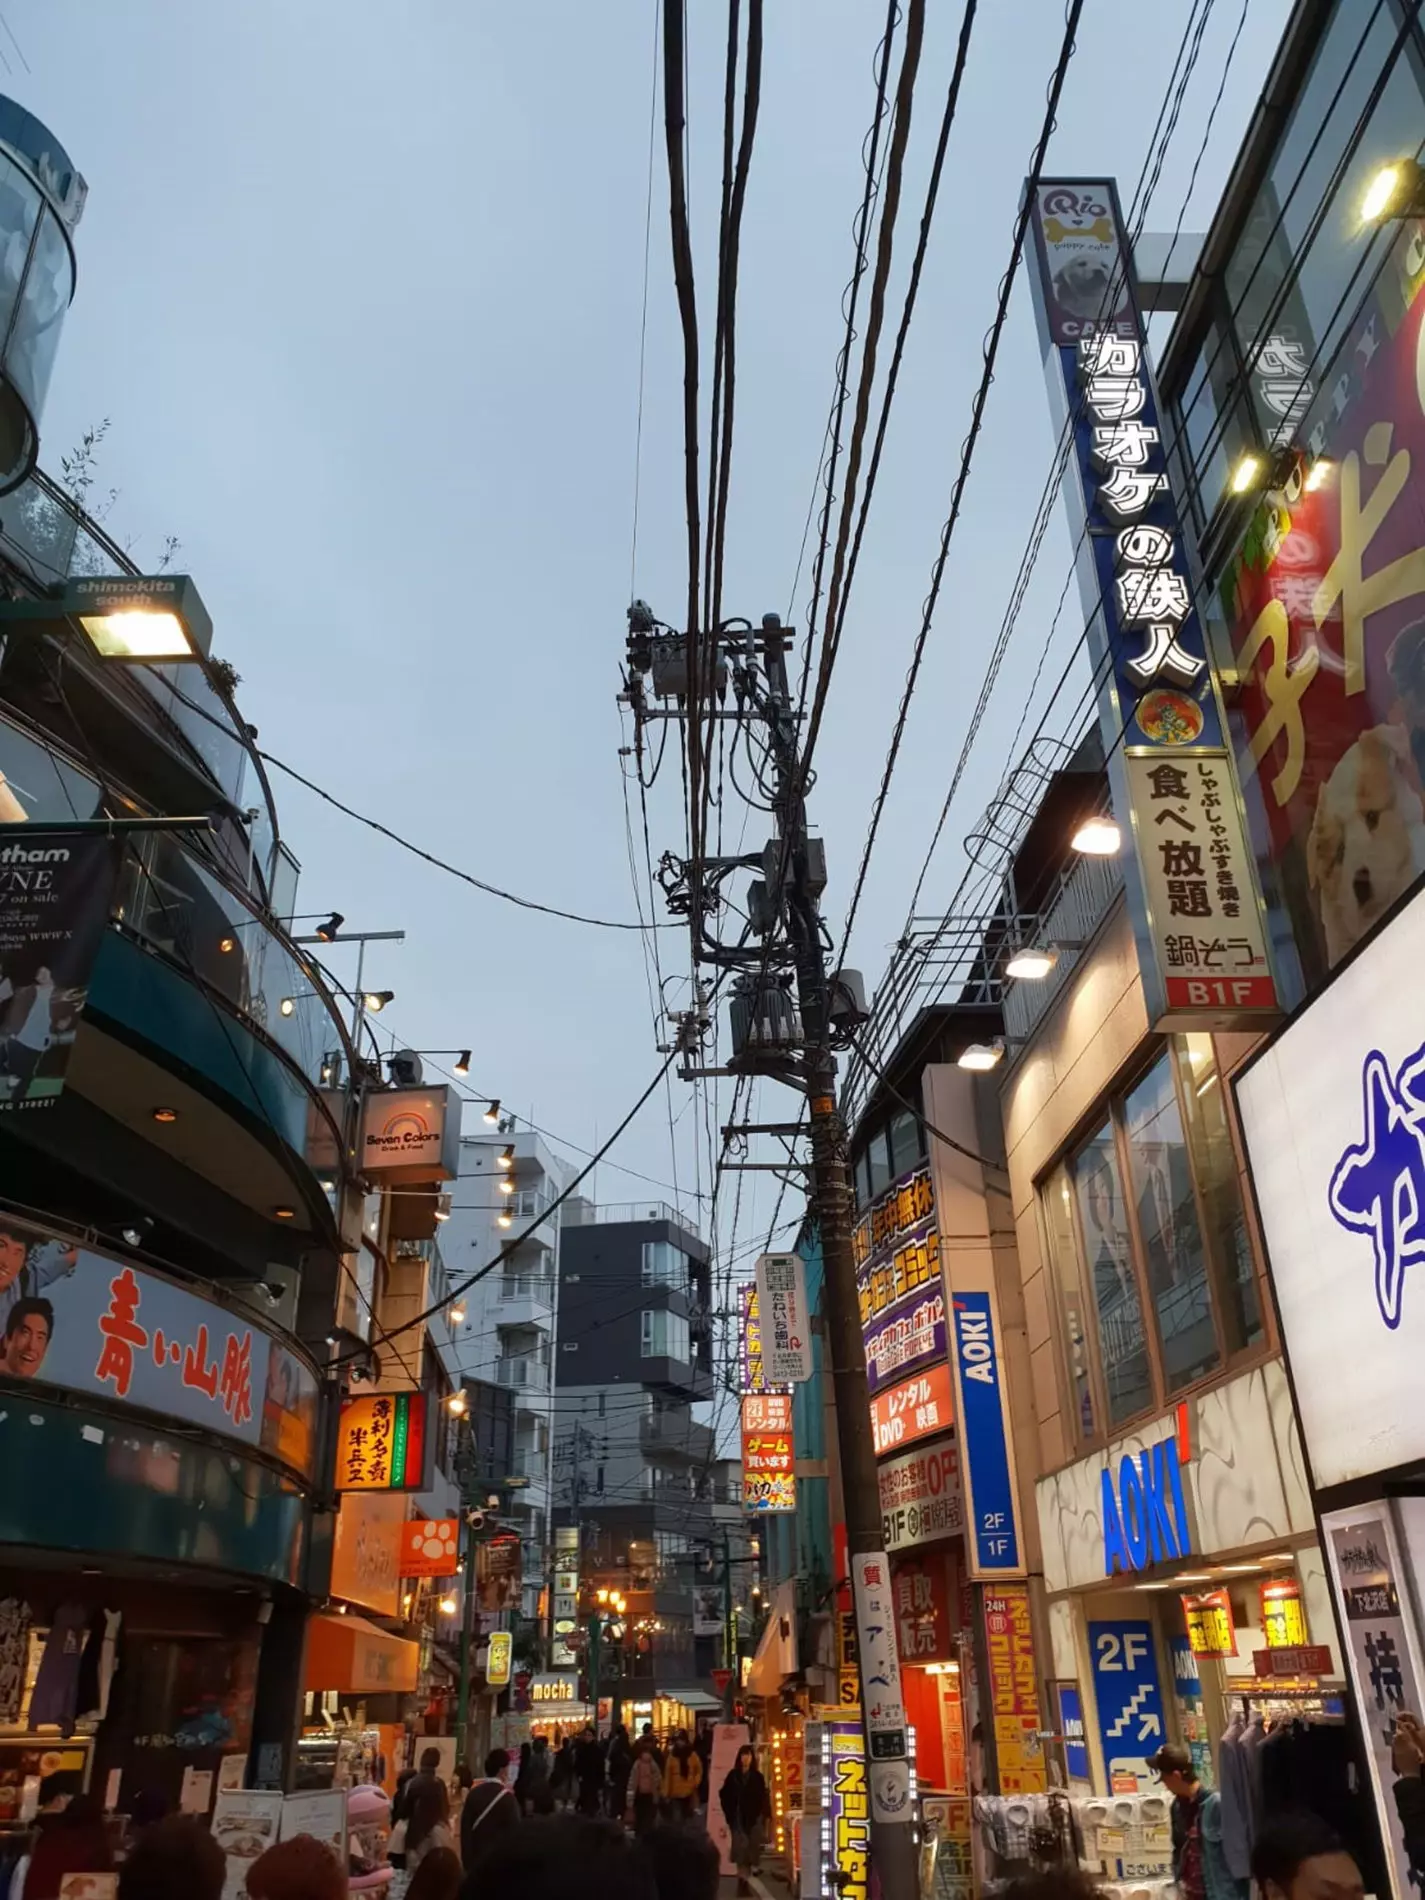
[[869, 1362, 954, 1456], [754, 1252, 812, 1383], [985, 1587, 1045, 1793], [1027, 178, 1277, 1030], [1182, 1589, 1236, 1660], [741, 1391, 795, 1513], [1262, 1577, 1308, 1648], [1101, 1428, 1193, 1576], [891, 1549, 956, 1665], [863, 1289, 946, 1395], [879, 1437, 963, 1553], [820, 1721, 870, 1900], [335, 1391, 432, 1492], [737, 1283, 787, 1396]]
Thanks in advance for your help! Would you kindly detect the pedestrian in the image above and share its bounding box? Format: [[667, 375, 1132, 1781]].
[[550, 1738, 575, 1811], [525, 1735, 554, 1815], [1251, 1814, 1364, 1900], [575, 1723, 606, 1816], [1391, 1710, 1425, 1884], [419, 1747, 444, 1775], [456, 1813, 655, 1900], [19, 1792, 113, 1900], [719, 1744, 771, 1896], [661, 1732, 702, 1822], [627, 1736, 664, 1838], [408, 1845, 463, 1900], [639, 1724, 664, 1770], [1148, 1743, 1239, 1900], [693, 1729, 711, 1808], [607, 1725, 634, 1820], [247, 1834, 347, 1900], [461, 1750, 518, 1874], [117, 1815, 226, 1900], [407, 1775, 459, 1876]]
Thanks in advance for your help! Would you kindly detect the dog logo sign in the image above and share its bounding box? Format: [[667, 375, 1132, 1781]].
[[1328, 1042, 1425, 1329]]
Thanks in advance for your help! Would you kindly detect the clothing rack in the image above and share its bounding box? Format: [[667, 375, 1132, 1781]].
[[1238, 1690, 1344, 1722]]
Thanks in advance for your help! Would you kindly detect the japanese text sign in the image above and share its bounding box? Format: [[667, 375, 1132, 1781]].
[[863, 1289, 946, 1396], [878, 1436, 963, 1552], [1182, 1589, 1236, 1660], [1262, 1578, 1308, 1649], [741, 1391, 794, 1512], [854, 1164, 948, 1401], [890, 1549, 955, 1664], [1027, 178, 1278, 1031], [0, 1213, 318, 1472], [850, 1553, 912, 1826], [985, 1586, 1046, 1793], [737, 1283, 787, 1396], [822, 1723, 871, 1900], [486, 1630, 513, 1688], [1324, 1505, 1425, 1900], [1222, 215, 1425, 988], [754, 1252, 812, 1383], [870, 1361, 954, 1456], [335, 1390, 432, 1492]]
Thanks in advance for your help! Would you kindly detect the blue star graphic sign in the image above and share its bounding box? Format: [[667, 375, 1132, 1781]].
[[1328, 1045, 1425, 1331]]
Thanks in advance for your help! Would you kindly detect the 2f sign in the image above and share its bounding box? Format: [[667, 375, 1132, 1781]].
[[755, 1253, 813, 1384], [1095, 1629, 1150, 1674]]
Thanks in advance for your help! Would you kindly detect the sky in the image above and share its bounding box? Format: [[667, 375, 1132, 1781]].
[[9, 0, 1290, 1274]]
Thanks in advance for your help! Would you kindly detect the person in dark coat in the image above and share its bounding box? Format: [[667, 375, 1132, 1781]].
[[607, 1725, 634, 1819], [719, 1745, 771, 1896], [574, 1724, 606, 1816]]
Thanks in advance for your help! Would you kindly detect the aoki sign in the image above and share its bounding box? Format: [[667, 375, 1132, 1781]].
[[1101, 1430, 1193, 1577]]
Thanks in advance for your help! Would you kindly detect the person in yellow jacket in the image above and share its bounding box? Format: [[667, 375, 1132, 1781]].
[[662, 1730, 703, 1819]]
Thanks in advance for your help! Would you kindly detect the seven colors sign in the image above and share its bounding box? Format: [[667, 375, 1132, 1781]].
[[336, 1392, 432, 1492]]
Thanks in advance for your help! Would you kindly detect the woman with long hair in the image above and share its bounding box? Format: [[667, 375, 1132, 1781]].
[[405, 1774, 457, 1875], [719, 1744, 770, 1896], [405, 1844, 463, 1900]]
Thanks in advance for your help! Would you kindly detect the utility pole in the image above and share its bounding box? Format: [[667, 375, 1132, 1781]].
[[622, 609, 918, 1900]]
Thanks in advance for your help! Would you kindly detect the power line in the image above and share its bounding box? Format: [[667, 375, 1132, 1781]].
[[258, 747, 672, 934], [629, 0, 663, 598], [836, 0, 1086, 964]]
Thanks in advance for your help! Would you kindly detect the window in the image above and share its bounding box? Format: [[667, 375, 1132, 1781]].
[[1121, 1056, 1220, 1392], [888, 1111, 922, 1181], [640, 1307, 691, 1361], [1039, 1037, 1262, 1447], [866, 1129, 892, 1199], [1071, 1120, 1153, 1427], [642, 1241, 686, 1288]]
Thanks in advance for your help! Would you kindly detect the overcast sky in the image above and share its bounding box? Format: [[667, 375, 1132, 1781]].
[[13, 0, 1288, 1270]]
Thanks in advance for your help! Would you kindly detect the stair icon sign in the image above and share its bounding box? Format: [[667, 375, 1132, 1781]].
[[1107, 1683, 1157, 1740]]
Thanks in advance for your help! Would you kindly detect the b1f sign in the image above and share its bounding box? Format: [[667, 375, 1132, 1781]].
[[755, 1252, 813, 1384]]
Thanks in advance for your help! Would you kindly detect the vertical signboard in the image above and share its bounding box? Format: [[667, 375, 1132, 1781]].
[[741, 1390, 795, 1512], [551, 1524, 579, 1669], [850, 1552, 914, 1826], [1088, 1619, 1166, 1792], [820, 1720, 871, 1900], [984, 1586, 1046, 1793], [755, 1252, 813, 1383], [1026, 179, 1278, 1030], [949, 1291, 1022, 1575], [0, 829, 121, 1110], [1323, 1504, 1425, 1900]]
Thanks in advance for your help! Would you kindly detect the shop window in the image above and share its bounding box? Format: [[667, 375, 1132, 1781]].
[[1179, 1035, 1263, 1352], [1175, 313, 1255, 526], [1121, 1055, 1221, 1392], [866, 1129, 892, 1199], [853, 1147, 873, 1209], [888, 1110, 922, 1181], [1070, 1120, 1153, 1428]]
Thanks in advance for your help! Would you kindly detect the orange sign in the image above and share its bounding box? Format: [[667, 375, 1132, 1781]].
[[869, 1362, 955, 1456], [331, 1491, 407, 1616], [983, 1585, 1045, 1793], [742, 1392, 795, 1511], [400, 1517, 460, 1579]]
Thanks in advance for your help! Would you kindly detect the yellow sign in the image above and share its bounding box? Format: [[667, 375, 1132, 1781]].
[[335, 1391, 430, 1491], [1182, 1589, 1236, 1660], [839, 1667, 860, 1707], [1262, 1579, 1307, 1648], [486, 1630, 513, 1688]]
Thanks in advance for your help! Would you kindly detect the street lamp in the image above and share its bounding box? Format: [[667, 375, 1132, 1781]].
[[0, 574, 216, 663]]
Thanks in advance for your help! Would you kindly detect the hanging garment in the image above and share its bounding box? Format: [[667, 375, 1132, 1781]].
[[1218, 1716, 1252, 1880], [27, 1603, 92, 1736], [74, 1610, 121, 1726], [0, 1598, 32, 1725]]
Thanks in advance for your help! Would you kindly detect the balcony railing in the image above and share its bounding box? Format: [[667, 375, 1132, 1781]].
[[499, 1273, 555, 1306], [497, 1355, 550, 1392], [564, 1199, 700, 1238]]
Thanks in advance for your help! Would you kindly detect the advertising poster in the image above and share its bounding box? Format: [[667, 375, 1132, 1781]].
[[850, 1552, 912, 1824], [877, 1436, 963, 1552], [0, 1214, 318, 1473], [1221, 212, 1425, 990], [738, 1283, 786, 1395], [1182, 1589, 1236, 1660], [754, 1252, 813, 1383], [985, 1587, 1046, 1793], [707, 1722, 751, 1875], [863, 1288, 946, 1395], [869, 1361, 954, 1456], [741, 1390, 795, 1512], [329, 1491, 407, 1617], [212, 1788, 284, 1900], [822, 1721, 871, 1900], [0, 829, 120, 1110], [1055, 1683, 1091, 1788], [890, 1548, 955, 1665], [1324, 1505, 1425, 1900], [476, 1530, 522, 1610], [279, 1788, 347, 1866], [854, 1166, 948, 1408]]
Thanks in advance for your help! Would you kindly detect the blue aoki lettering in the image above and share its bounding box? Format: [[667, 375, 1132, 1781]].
[[1101, 1433, 1193, 1575]]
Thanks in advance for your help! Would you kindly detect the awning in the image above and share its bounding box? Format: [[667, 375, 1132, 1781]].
[[304, 1613, 419, 1695], [659, 1688, 725, 1712], [746, 1582, 798, 1699]]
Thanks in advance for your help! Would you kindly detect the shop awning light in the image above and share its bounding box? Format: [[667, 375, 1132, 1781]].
[[363, 990, 394, 1012], [447, 1391, 467, 1416], [453, 1050, 471, 1077], [957, 1041, 1004, 1073], [1005, 946, 1058, 981], [434, 1193, 452, 1223], [315, 912, 344, 943], [484, 1099, 501, 1125], [1230, 453, 1262, 495], [1304, 459, 1334, 493], [498, 1144, 515, 1170], [438, 1595, 458, 1615], [449, 1302, 466, 1327], [499, 1175, 516, 1195], [497, 1208, 513, 1229], [1071, 814, 1121, 856], [69, 575, 214, 663]]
